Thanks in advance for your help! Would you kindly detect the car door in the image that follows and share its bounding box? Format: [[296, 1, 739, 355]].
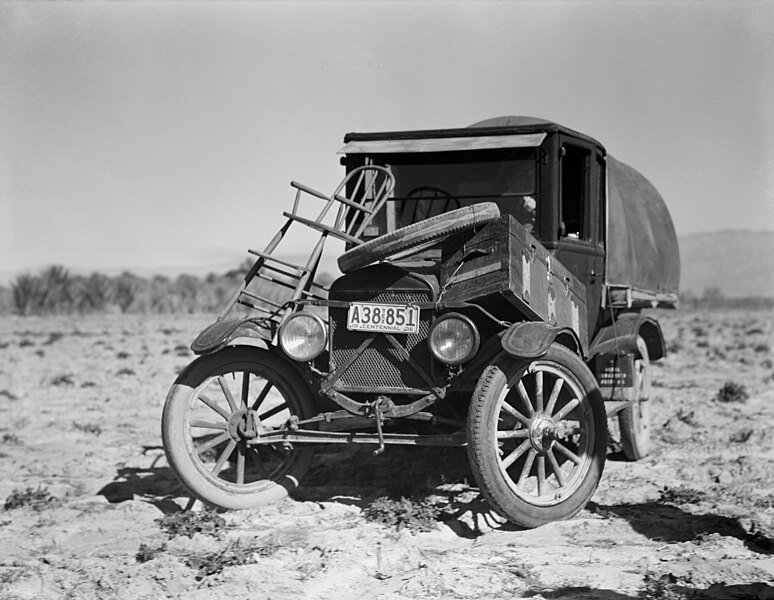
[[554, 139, 606, 335]]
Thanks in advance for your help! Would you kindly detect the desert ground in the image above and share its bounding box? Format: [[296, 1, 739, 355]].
[[0, 307, 773, 599]]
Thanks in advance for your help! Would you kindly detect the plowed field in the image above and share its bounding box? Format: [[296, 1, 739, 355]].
[[1, 308, 773, 599]]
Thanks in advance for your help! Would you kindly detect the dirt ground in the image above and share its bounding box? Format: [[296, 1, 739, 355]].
[[1, 307, 773, 600]]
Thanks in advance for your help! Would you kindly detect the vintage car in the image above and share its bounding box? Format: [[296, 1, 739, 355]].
[[162, 116, 680, 528]]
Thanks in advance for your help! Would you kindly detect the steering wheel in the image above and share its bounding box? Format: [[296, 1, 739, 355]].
[[401, 186, 461, 224]]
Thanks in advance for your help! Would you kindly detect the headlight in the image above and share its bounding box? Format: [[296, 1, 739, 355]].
[[279, 312, 327, 362], [428, 313, 480, 365]]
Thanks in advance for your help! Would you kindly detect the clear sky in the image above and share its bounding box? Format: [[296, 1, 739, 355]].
[[1, 1, 772, 280]]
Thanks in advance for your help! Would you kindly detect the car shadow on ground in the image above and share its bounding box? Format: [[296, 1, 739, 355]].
[[97, 447, 188, 514], [522, 582, 774, 600], [295, 444, 521, 537], [586, 500, 774, 555], [95, 443, 506, 532]]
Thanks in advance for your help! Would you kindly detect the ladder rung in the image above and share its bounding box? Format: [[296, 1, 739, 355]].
[[247, 249, 311, 273], [254, 275, 301, 293], [282, 213, 362, 244], [257, 262, 306, 284], [249, 265, 328, 295], [236, 299, 278, 316], [239, 289, 283, 308]]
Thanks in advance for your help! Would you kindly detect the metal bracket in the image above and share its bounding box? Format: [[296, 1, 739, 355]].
[[368, 396, 394, 455]]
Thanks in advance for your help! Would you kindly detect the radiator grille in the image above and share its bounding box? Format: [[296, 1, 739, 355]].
[[329, 289, 433, 390]]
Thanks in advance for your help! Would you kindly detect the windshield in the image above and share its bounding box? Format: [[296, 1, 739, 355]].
[[364, 148, 539, 236]]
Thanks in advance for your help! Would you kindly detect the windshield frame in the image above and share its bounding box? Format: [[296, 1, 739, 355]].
[[357, 147, 541, 239]]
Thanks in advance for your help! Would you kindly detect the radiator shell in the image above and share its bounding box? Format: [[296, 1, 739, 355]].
[[328, 264, 439, 394]]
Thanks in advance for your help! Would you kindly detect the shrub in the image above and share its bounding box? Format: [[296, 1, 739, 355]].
[[185, 538, 278, 580], [640, 572, 687, 600], [72, 422, 102, 436], [4, 486, 60, 511], [113, 272, 143, 313], [1, 433, 22, 445], [674, 408, 700, 427], [11, 273, 42, 315], [363, 496, 444, 534], [78, 273, 115, 312], [136, 542, 167, 563], [156, 508, 227, 539], [43, 332, 64, 346], [51, 374, 75, 387], [715, 381, 749, 403], [658, 486, 706, 505], [38, 265, 76, 313], [729, 427, 754, 443]]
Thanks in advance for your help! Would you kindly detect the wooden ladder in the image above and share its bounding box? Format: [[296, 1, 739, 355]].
[[218, 165, 395, 325]]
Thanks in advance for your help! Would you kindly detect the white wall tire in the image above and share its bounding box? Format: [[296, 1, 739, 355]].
[[618, 336, 652, 460], [467, 345, 607, 528], [162, 347, 316, 510]]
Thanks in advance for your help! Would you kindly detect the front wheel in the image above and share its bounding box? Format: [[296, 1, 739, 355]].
[[162, 346, 316, 510], [467, 345, 607, 528]]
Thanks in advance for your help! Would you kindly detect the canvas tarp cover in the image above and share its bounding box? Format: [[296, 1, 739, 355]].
[[606, 156, 680, 301]]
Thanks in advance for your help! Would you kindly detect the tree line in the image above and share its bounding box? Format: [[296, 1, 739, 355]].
[[0, 262, 336, 316], [0, 265, 770, 316]]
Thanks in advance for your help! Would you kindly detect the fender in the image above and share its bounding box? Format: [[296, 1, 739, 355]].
[[589, 313, 665, 360], [501, 321, 583, 360], [190, 317, 273, 355]]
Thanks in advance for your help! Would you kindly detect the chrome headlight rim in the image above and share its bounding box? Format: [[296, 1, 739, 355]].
[[428, 312, 480, 365], [278, 312, 327, 362]]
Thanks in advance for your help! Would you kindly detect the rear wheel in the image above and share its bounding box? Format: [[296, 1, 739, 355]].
[[618, 337, 652, 460], [162, 346, 316, 509], [467, 345, 607, 528]]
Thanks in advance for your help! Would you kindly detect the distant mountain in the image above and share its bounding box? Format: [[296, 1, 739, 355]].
[[678, 230, 774, 298]]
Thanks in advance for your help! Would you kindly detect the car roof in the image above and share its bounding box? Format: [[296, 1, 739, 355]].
[[343, 115, 605, 152]]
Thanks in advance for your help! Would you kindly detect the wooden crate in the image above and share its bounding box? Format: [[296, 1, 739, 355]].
[[440, 216, 588, 349]]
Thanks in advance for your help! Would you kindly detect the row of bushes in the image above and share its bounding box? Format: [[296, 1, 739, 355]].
[[678, 287, 774, 310], [0, 265, 771, 316], [0, 262, 337, 316], [0, 265, 243, 315]]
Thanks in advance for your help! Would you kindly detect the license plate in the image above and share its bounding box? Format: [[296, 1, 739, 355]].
[[347, 303, 420, 334]]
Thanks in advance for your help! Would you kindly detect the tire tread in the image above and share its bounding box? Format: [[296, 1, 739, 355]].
[[338, 203, 500, 273]]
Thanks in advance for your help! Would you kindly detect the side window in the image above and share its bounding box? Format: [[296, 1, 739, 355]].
[[560, 144, 590, 240]]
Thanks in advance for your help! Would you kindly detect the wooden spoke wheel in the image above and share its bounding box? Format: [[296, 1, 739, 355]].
[[618, 336, 652, 460], [162, 347, 316, 509], [467, 345, 607, 528]]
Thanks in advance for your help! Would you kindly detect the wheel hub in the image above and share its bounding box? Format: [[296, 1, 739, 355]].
[[528, 415, 557, 453], [227, 409, 263, 441]]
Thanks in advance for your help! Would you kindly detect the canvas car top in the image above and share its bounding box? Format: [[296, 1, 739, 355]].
[[606, 155, 680, 303]]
